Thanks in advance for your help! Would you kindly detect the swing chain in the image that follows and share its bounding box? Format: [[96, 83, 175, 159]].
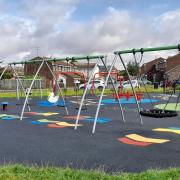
[[132, 48, 144, 65]]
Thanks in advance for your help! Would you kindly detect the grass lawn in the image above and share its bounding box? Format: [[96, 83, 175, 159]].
[[0, 164, 179, 180], [1, 85, 176, 99]]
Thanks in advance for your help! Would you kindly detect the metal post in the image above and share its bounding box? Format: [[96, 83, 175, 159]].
[[118, 54, 143, 125], [16, 79, 19, 101], [87, 58, 90, 79], [175, 91, 180, 110], [92, 55, 117, 134], [20, 60, 45, 120], [10, 65, 31, 111], [100, 57, 125, 123], [39, 79, 42, 99], [45, 62, 69, 115], [75, 63, 99, 130]]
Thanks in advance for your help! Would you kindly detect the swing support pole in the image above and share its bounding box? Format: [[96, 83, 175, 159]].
[[114, 45, 180, 55], [9, 55, 104, 65]]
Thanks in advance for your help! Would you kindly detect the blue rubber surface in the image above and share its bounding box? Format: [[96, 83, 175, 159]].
[[1, 117, 15, 120], [85, 117, 111, 123], [37, 100, 66, 107], [37, 101, 58, 107], [102, 98, 158, 104], [30, 121, 49, 125]]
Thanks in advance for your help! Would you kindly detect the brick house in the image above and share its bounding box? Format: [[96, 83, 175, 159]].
[[24, 57, 99, 87], [24, 57, 54, 87], [166, 54, 180, 81], [140, 53, 180, 82]]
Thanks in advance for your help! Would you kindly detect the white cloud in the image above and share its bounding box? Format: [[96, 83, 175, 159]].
[[0, 2, 180, 66], [56, 7, 180, 64]]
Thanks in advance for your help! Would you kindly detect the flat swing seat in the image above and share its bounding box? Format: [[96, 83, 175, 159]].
[[48, 92, 59, 104], [140, 109, 177, 118]]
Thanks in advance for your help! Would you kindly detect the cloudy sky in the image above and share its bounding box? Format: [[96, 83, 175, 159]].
[[0, 0, 180, 65]]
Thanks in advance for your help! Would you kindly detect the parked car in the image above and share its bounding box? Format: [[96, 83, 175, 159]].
[[116, 80, 140, 89], [79, 79, 104, 90], [138, 79, 152, 85]]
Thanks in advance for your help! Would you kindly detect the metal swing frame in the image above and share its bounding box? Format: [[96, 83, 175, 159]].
[[75, 55, 125, 134], [8, 55, 104, 120], [0, 64, 31, 111], [20, 60, 69, 120], [114, 44, 180, 119]]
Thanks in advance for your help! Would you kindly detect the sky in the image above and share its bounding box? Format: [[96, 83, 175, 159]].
[[0, 0, 180, 65]]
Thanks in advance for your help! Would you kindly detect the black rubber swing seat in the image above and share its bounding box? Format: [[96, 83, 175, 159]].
[[140, 109, 178, 118]]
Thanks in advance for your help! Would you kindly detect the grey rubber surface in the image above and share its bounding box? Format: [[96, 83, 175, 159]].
[[0, 95, 179, 173]]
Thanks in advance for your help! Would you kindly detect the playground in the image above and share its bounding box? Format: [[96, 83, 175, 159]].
[[0, 45, 180, 173], [0, 93, 179, 172]]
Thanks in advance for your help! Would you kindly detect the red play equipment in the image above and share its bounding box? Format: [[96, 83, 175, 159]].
[[113, 91, 143, 101]]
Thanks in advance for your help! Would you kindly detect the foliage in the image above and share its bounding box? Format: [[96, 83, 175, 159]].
[[0, 68, 13, 79], [119, 62, 139, 77], [120, 70, 127, 77], [127, 61, 139, 76]]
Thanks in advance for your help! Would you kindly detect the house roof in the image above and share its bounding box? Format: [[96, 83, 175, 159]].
[[53, 61, 96, 68], [74, 62, 96, 68], [141, 57, 165, 67], [29, 56, 49, 61], [98, 65, 118, 72]]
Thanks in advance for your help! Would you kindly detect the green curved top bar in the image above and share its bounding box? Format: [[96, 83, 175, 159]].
[[9, 55, 104, 65], [114, 44, 180, 55]]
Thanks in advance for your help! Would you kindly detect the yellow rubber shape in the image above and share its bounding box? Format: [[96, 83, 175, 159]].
[[56, 122, 83, 127], [0, 114, 7, 117], [38, 119, 60, 123], [126, 134, 169, 143], [42, 112, 59, 116], [153, 128, 180, 135]]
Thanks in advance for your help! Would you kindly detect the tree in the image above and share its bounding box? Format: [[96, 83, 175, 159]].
[[126, 61, 139, 76], [120, 70, 127, 77], [119, 61, 139, 77], [0, 68, 13, 79]]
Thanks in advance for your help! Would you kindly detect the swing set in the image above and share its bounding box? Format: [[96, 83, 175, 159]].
[[1, 55, 104, 120], [75, 44, 180, 133], [0, 44, 179, 134], [114, 44, 180, 120]]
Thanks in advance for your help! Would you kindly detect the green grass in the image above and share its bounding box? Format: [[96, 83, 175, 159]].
[[0, 164, 179, 180], [0, 89, 113, 98], [0, 85, 179, 98]]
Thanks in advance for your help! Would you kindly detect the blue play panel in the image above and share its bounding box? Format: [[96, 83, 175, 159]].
[[85, 117, 111, 123], [101, 97, 158, 104]]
